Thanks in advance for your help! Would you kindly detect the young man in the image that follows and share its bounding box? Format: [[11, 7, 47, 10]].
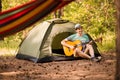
[[61, 24, 100, 62]]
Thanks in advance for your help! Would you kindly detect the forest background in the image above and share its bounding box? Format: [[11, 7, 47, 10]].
[[0, 0, 116, 55]]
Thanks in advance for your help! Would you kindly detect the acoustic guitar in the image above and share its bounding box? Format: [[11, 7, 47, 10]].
[[63, 40, 82, 56], [63, 38, 102, 56]]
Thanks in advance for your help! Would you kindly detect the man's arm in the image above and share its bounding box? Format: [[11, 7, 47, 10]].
[[61, 39, 75, 49]]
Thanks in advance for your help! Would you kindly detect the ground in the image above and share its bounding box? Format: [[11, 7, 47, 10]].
[[0, 52, 116, 80]]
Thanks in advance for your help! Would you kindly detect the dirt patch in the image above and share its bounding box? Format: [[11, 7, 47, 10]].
[[0, 52, 116, 80]]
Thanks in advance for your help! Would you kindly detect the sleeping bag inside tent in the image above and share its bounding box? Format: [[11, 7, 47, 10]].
[[16, 18, 101, 63]]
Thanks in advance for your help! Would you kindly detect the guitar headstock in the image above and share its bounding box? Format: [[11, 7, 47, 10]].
[[94, 37, 103, 43]]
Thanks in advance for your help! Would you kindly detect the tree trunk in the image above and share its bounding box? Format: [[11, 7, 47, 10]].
[[115, 0, 120, 80], [53, 8, 64, 18]]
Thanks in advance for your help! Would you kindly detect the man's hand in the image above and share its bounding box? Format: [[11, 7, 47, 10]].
[[88, 40, 93, 45], [69, 46, 75, 50]]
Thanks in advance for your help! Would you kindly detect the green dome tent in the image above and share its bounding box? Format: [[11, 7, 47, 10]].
[[16, 18, 101, 63]]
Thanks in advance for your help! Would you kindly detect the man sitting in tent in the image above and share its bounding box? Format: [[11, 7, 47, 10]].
[[61, 24, 101, 62]]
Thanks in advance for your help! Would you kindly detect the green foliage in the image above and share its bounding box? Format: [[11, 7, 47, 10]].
[[2, 0, 31, 11], [63, 0, 116, 33], [0, 34, 21, 49], [97, 31, 115, 52]]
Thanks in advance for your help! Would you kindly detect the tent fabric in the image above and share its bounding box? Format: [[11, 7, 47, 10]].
[[18, 21, 54, 58], [0, 0, 74, 38], [16, 19, 76, 62], [16, 18, 101, 63]]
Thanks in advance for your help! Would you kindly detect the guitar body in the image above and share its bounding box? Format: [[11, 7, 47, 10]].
[[63, 40, 82, 56]]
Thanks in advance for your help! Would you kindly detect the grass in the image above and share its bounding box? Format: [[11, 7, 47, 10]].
[[0, 40, 20, 56], [96, 32, 116, 53], [0, 48, 17, 56], [0, 39, 20, 49], [97, 40, 115, 53]]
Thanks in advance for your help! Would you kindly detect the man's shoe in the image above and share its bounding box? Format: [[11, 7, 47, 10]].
[[91, 57, 100, 62], [97, 56, 102, 61]]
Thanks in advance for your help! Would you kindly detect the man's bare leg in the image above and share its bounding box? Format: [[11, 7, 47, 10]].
[[86, 44, 95, 58], [74, 48, 91, 59]]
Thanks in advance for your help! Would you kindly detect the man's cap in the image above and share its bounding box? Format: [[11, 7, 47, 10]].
[[74, 24, 82, 29]]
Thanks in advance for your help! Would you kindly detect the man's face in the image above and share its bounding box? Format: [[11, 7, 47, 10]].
[[76, 28, 83, 34]]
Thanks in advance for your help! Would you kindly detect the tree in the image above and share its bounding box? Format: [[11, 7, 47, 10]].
[[115, 0, 120, 79]]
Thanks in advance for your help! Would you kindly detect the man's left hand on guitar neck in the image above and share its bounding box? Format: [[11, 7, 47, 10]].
[[88, 40, 93, 45], [82, 40, 93, 45]]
